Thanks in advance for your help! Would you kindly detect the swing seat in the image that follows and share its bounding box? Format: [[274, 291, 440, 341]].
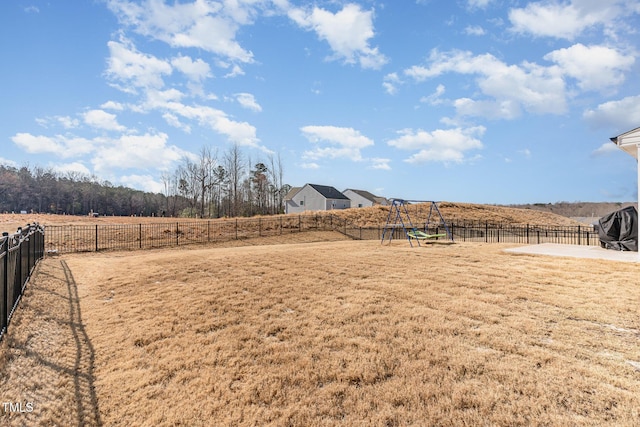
[[407, 230, 447, 240]]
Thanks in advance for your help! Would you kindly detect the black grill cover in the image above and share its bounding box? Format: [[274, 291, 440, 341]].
[[595, 206, 638, 251]]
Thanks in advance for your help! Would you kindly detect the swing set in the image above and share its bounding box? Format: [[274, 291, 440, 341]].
[[381, 199, 454, 247]]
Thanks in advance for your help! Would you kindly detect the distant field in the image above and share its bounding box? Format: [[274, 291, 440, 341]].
[[2, 233, 640, 426]]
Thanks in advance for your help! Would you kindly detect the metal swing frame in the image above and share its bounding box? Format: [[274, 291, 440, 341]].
[[381, 199, 453, 247]]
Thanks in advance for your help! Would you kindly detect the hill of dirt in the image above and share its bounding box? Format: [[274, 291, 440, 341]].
[[0, 201, 583, 234], [507, 201, 637, 221], [304, 201, 582, 228]]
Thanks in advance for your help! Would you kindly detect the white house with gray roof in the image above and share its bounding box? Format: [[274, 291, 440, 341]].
[[284, 184, 351, 214], [343, 189, 388, 208]]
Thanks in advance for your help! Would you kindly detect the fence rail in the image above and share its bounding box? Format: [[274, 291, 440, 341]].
[[1, 223, 45, 341], [43, 215, 601, 254], [341, 222, 600, 246]]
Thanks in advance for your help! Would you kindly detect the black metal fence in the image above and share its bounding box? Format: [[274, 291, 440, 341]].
[[44, 215, 341, 253], [43, 215, 600, 254], [372, 221, 599, 246], [1, 224, 45, 341]]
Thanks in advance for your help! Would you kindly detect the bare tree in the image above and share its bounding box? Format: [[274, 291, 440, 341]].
[[195, 146, 216, 218], [224, 144, 245, 217], [251, 162, 269, 215], [268, 153, 285, 214]]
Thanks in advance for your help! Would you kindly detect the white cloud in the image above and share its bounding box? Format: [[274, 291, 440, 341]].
[[162, 113, 192, 133], [288, 3, 387, 69], [420, 84, 446, 105], [592, 142, 620, 157], [467, 0, 493, 8], [583, 95, 640, 130], [83, 109, 127, 132], [92, 132, 186, 173], [11, 133, 93, 158], [105, 38, 268, 151], [508, 0, 632, 40], [454, 98, 521, 120], [370, 158, 391, 170], [519, 148, 532, 158], [142, 88, 186, 110], [171, 54, 212, 81], [161, 101, 268, 151], [383, 72, 402, 95], [223, 63, 245, 78], [36, 115, 80, 129], [301, 162, 320, 169], [0, 157, 18, 167], [11, 128, 191, 176], [301, 125, 374, 161], [387, 126, 485, 164], [12, 133, 67, 156], [119, 174, 164, 193], [106, 0, 255, 63], [106, 36, 172, 92], [464, 25, 485, 36], [405, 49, 567, 118], [51, 162, 92, 177], [101, 101, 126, 111], [544, 44, 634, 92], [235, 93, 262, 112]]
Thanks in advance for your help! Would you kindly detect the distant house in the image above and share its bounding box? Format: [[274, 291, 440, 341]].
[[284, 184, 351, 214], [284, 186, 302, 214], [343, 189, 389, 208]]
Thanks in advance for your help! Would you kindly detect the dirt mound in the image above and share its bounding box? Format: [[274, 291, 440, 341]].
[[0, 201, 580, 234], [292, 201, 581, 228]]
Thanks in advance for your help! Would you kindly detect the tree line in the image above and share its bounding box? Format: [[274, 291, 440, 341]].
[[0, 144, 291, 218], [163, 144, 290, 218]]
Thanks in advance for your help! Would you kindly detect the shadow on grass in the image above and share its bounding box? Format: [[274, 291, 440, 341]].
[[60, 259, 102, 427], [0, 259, 102, 427]]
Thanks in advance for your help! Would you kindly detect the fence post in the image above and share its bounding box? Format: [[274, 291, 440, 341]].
[[16, 231, 22, 304], [526, 224, 530, 244], [235, 219, 238, 240], [578, 225, 581, 246], [1, 233, 8, 336], [26, 226, 32, 277], [485, 222, 488, 243], [95, 224, 99, 252], [259, 217, 262, 237], [298, 215, 301, 232], [139, 224, 143, 249], [176, 222, 179, 246], [280, 216, 282, 235]]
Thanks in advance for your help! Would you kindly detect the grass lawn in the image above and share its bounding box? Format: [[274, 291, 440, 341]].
[[2, 232, 640, 426]]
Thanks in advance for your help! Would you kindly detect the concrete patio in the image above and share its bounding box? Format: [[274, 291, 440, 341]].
[[504, 243, 640, 263]]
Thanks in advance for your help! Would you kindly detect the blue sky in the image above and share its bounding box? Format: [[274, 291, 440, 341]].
[[2, 0, 640, 204]]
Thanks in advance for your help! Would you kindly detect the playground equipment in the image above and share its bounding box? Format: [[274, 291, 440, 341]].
[[381, 199, 453, 247]]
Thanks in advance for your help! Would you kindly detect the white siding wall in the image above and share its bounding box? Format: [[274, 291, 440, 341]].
[[285, 199, 299, 214], [325, 198, 351, 210], [286, 184, 351, 213], [286, 185, 324, 213], [343, 190, 373, 208]]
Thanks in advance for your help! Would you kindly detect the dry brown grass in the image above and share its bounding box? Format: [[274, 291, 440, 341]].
[[2, 231, 640, 426], [0, 201, 580, 234], [292, 202, 581, 228]]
